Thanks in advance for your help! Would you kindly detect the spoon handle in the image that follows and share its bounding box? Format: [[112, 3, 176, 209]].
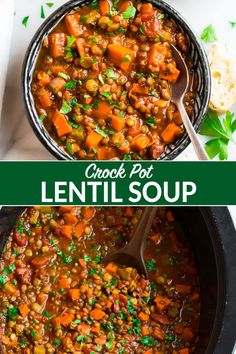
[[177, 101, 209, 161], [129, 207, 158, 252]]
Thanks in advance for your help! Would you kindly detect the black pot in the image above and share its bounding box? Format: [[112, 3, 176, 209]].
[[22, 0, 211, 160], [0, 207, 236, 353]]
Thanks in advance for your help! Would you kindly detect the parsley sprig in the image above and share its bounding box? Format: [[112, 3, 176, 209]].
[[199, 110, 236, 160]]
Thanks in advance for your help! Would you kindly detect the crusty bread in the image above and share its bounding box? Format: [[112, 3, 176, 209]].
[[209, 43, 236, 113]]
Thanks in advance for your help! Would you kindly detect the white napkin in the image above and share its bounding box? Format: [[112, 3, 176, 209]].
[[0, 0, 14, 120]]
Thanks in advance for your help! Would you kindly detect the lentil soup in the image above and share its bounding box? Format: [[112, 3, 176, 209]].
[[0, 207, 200, 353], [32, 0, 195, 160]]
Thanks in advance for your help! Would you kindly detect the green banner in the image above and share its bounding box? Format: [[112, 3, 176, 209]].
[[0, 161, 235, 205]]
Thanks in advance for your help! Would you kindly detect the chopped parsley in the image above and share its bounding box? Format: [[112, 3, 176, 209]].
[[60, 100, 72, 114], [139, 26, 146, 35], [105, 279, 118, 288], [122, 5, 136, 19], [146, 117, 155, 127], [65, 80, 76, 89], [40, 5, 45, 19], [229, 21, 236, 28], [22, 16, 29, 27], [122, 54, 131, 62], [58, 72, 70, 81], [106, 68, 117, 79], [140, 336, 154, 346], [95, 125, 107, 138], [39, 114, 46, 121], [200, 24, 217, 43], [101, 92, 112, 99], [46, 3, 54, 8], [84, 255, 91, 262], [146, 259, 156, 271], [0, 275, 7, 285]]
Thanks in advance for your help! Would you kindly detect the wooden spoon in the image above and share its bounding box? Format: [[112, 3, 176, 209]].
[[103, 207, 158, 278], [170, 44, 209, 160]]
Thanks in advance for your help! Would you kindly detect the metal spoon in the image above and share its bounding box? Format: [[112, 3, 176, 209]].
[[103, 207, 158, 278], [170, 44, 209, 160]]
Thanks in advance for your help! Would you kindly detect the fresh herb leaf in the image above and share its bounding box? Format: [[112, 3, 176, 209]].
[[0, 275, 7, 284], [22, 16, 29, 27], [84, 255, 91, 262], [106, 68, 117, 79], [140, 336, 154, 347], [105, 279, 118, 288], [122, 5, 136, 19], [139, 26, 146, 35], [118, 27, 125, 33], [95, 125, 107, 138], [39, 114, 46, 121], [60, 100, 72, 114], [229, 21, 236, 28], [101, 92, 112, 99], [76, 335, 85, 342], [127, 299, 135, 314], [123, 153, 132, 160], [54, 339, 61, 345], [146, 259, 156, 271], [7, 307, 20, 321], [66, 141, 74, 155], [122, 54, 131, 62], [200, 24, 217, 43], [79, 16, 87, 23], [146, 117, 155, 127], [65, 80, 76, 89], [58, 72, 70, 80], [46, 3, 54, 8], [41, 5, 45, 19], [158, 13, 165, 20]]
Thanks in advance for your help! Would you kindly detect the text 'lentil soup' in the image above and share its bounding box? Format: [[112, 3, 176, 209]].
[[32, 0, 195, 160], [0, 207, 200, 353]]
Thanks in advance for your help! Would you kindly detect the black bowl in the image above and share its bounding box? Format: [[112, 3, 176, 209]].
[[0, 207, 236, 353], [22, 0, 211, 160]]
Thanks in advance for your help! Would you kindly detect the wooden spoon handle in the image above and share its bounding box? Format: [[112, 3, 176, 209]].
[[128, 207, 158, 254]]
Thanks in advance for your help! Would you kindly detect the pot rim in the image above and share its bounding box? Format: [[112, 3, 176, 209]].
[[22, 0, 211, 161]]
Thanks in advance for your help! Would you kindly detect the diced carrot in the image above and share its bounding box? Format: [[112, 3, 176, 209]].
[[60, 313, 74, 326], [128, 118, 141, 137], [52, 317, 61, 330], [79, 258, 87, 268], [138, 311, 149, 321], [90, 308, 106, 320], [18, 304, 29, 318], [140, 3, 154, 16], [59, 277, 70, 289], [166, 210, 174, 222], [76, 38, 85, 57], [110, 114, 126, 131], [83, 207, 95, 220], [151, 313, 170, 325], [176, 284, 192, 294], [154, 296, 171, 312], [65, 13, 83, 36], [153, 326, 164, 340], [95, 337, 107, 345], [63, 213, 78, 225], [37, 293, 48, 305], [107, 44, 135, 72], [149, 233, 161, 244], [105, 300, 113, 308], [159, 63, 180, 83], [74, 222, 86, 238], [133, 134, 151, 151], [91, 324, 100, 333], [175, 323, 185, 334], [37, 88, 53, 108], [142, 325, 150, 336], [2, 336, 10, 345], [179, 348, 189, 354], [130, 83, 149, 95], [80, 323, 91, 336], [124, 207, 133, 217], [144, 350, 152, 354], [119, 0, 132, 12], [161, 122, 182, 143], [182, 327, 194, 342], [52, 109, 72, 137], [37, 71, 51, 87], [59, 206, 73, 213], [49, 33, 66, 58], [61, 225, 73, 239], [148, 43, 168, 67], [68, 289, 80, 301], [99, 0, 111, 15], [91, 101, 112, 119], [169, 231, 179, 252], [97, 146, 117, 160], [85, 131, 103, 149], [105, 262, 118, 274], [190, 291, 200, 302]]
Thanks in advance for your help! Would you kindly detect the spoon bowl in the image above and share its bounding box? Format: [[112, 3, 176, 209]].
[[103, 207, 158, 278]]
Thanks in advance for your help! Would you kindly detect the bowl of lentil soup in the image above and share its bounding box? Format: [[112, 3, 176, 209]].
[[23, 0, 210, 160], [0, 207, 236, 354]]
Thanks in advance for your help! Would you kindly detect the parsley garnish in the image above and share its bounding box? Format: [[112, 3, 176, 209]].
[[7, 307, 19, 321], [22, 16, 29, 27], [122, 5, 136, 19], [139, 26, 146, 35], [0, 275, 7, 284], [122, 54, 131, 62], [84, 255, 91, 262], [95, 125, 107, 138], [146, 259, 156, 271], [199, 110, 236, 160], [140, 336, 154, 346], [60, 100, 72, 114], [65, 80, 76, 89], [46, 3, 54, 8], [146, 117, 155, 127], [123, 153, 132, 160], [106, 68, 117, 79], [40, 5, 45, 19], [39, 114, 46, 121], [200, 24, 217, 42], [101, 92, 112, 99], [58, 72, 70, 81], [229, 21, 236, 28]]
